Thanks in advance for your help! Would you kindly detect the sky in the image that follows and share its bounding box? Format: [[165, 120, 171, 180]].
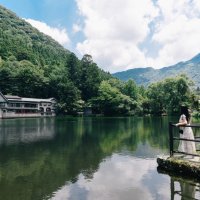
[[1, 0, 200, 73]]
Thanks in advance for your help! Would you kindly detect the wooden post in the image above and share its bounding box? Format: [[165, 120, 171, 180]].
[[169, 122, 173, 157], [170, 177, 175, 200]]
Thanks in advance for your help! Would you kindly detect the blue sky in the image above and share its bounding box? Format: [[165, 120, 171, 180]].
[[0, 0, 77, 26], [1, 0, 200, 73]]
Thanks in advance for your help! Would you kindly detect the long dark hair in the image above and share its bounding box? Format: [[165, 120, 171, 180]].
[[180, 106, 190, 123]]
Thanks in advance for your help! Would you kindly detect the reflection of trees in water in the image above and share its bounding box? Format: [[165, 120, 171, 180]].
[[0, 117, 125, 200], [76, 116, 170, 153], [170, 176, 200, 200], [0, 120, 104, 200], [85, 116, 173, 153], [0, 116, 196, 200]]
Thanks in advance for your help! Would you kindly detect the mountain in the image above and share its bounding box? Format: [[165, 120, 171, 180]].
[[0, 4, 111, 77], [113, 54, 200, 87], [0, 5, 113, 113], [0, 5, 111, 100], [0, 5, 71, 67]]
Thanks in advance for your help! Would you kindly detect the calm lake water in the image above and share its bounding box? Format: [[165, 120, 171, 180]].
[[0, 116, 200, 200]]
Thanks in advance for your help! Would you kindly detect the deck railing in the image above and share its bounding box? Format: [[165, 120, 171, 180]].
[[169, 122, 200, 157]]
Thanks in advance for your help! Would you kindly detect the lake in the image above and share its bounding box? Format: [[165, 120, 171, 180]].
[[0, 116, 200, 200]]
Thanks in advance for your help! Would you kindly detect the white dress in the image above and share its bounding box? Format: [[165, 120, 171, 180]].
[[178, 114, 196, 154]]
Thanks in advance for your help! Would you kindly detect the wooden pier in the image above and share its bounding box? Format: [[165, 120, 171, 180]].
[[157, 123, 200, 179]]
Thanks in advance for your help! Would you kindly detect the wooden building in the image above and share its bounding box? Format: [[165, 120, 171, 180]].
[[0, 92, 56, 118]]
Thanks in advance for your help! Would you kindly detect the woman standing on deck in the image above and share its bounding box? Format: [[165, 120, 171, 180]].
[[176, 106, 196, 156]]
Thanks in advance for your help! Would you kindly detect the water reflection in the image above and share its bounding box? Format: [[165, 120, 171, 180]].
[[0, 116, 198, 200], [0, 118, 55, 145], [170, 176, 200, 200], [50, 154, 169, 200]]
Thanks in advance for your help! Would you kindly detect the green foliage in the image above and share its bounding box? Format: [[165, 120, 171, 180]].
[[147, 75, 194, 114], [123, 79, 138, 101], [147, 82, 166, 115], [66, 53, 81, 86], [79, 55, 103, 101], [91, 80, 136, 115]]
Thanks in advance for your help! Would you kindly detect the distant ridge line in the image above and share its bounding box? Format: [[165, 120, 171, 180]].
[[112, 53, 200, 87]]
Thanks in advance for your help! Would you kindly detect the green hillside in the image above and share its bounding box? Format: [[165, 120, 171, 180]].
[[0, 5, 111, 113], [0, 5, 70, 67], [113, 54, 200, 87]]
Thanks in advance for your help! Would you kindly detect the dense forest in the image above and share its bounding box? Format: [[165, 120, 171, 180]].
[[0, 5, 199, 116]]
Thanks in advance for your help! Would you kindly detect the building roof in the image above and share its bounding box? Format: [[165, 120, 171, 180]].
[[20, 97, 54, 103], [4, 94, 55, 103], [4, 95, 21, 99]]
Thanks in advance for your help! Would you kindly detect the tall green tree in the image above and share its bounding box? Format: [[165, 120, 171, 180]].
[[79, 54, 101, 101], [66, 53, 81, 87]]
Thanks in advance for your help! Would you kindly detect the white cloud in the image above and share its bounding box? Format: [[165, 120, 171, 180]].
[[75, 0, 158, 72], [75, 0, 200, 72], [51, 154, 170, 200], [150, 0, 200, 68], [25, 18, 70, 47]]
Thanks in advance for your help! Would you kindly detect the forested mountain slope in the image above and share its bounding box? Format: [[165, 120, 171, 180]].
[[0, 5, 70, 67], [113, 54, 200, 87], [0, 5, 111, 113]]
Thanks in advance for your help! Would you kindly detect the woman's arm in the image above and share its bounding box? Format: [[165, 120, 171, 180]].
[[175, 115, 187, 127], [175, 121, 187, 127]]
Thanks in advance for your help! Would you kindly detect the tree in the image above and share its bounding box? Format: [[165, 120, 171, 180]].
[[147, 82, 165, 115], [66, 53, 81, 87], [56, 81, 81, 114], [15, 60, 48, 97], [147, 75, 193, 115], [123, 79, 138, 101], [92, 81, 134, 115], [79, 54, 101, 101], [0, 63, 15, 94]]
